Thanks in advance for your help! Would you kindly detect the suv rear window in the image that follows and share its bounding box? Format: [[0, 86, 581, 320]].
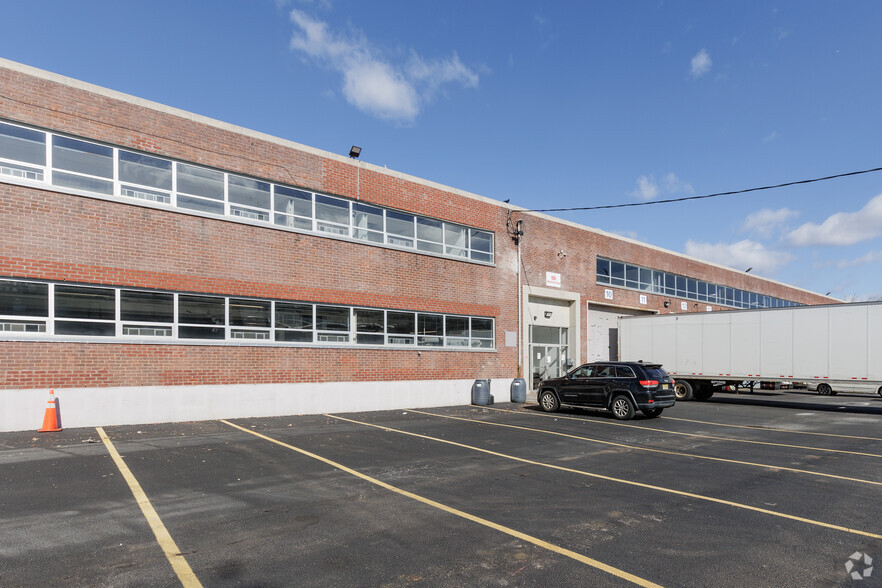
[[615, 366, 636, 378], [641, 367, 668, 380]]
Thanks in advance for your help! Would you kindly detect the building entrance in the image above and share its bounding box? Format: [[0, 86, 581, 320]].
[[530, 325, 569, 389]]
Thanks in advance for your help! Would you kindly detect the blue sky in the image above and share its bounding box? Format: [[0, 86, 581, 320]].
[[2, 1, 881, 300]]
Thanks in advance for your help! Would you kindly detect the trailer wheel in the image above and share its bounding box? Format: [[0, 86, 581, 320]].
[[674, 380, 693, 401], [877, 386, 882, 398], [694, 388, 714, 401], [817, 383, 832, 396]]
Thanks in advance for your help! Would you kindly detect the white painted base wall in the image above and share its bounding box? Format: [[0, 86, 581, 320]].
[[2, 378, 517, 432]]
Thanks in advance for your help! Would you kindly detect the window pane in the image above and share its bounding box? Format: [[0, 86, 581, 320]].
[[55, 321, 115, 336], [353, 203, 384, 232], [177, 194, 224, 214], [445, 316, 469, 337], [274, 186, 312, 217], [316, 306, 349, 331], [416, 217, 443, 242], [596, 258, 610, 282], [387, 312, 415, 334], [417, 240, 443, 254], [52, 136, 112, 178], [177, 163, 224, 200], [387, 211, 415, 237], [0, 122, 46, 165], [52, 171, 113, 194], [275, 330, 313, 342], [471, 318, 493, 339], [274, 213, 312, 230], [610, 261, 625, 285], [417, 314, 442, 336], [315, 195, 349, 224], [121, 290, 173, 322], [230, 298, 270, 327], [276, 303, 313, 329], [229, 175, 270, 210], [178, 295, 225, 325], [470, 230, 493, 254], [625, 265, 639, 287], [444, 224, 467, 255], [119, 150, 172, 190], [355, 308, 384, 333], [0, 281, 48, 317], [179, 326, 225, 339], [356, 333, 385, 345], [531, 326, 559, 344], [55, 285, 114, 320]]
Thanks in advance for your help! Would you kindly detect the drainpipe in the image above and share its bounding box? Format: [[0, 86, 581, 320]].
[[516, 219, 524, 378]]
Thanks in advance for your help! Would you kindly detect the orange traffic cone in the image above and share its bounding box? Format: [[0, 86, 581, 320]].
[[38, 390, 62, 432]]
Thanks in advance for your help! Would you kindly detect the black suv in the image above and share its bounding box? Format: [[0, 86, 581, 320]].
[[537, 361, 675, 419]]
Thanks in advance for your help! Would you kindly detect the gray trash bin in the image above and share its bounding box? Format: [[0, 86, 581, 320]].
[[510, 378, 527, 403], [472, 379, 490, 405]]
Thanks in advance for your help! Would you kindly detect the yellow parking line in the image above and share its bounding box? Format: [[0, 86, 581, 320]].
[[486, 407, 882, 458], [96, 427, 202, 588], [219, 419, 661, 588], [661, 416, 882, 442], [327, 413, 882, 541], [405, 410, 880, 487]]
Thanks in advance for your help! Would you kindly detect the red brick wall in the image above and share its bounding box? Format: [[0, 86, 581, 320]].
[[0, 63, 830, 391]]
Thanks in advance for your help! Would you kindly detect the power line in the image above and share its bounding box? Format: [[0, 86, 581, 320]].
[[529, 165, 882, 213]]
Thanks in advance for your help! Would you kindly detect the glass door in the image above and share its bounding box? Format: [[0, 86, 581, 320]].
[[530, 326, 569, 389]]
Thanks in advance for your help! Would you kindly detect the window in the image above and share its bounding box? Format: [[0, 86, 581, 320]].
[[418, 314, 443, 346], [229, 175, 270, 221], [52, 136, 113, 194], [0, 122, 46, 179], [177, 163, 224, 214], [596, 258, 611, 284], [470, 317, 494, 348], [355, 308, 385, 344], [470, 229, 493, 262], [417, 218, 443, 254], [0, 280, 48, 317], [275, 302, 313, 342], [445, 315, 470, 347], [178, 295, 225, 339], [387, 211, 415, 247], [315, 195, 350, 236], [54, 285, 115, 336], [316, 305, 350, 342], [387, 311, 415, 345], [353, 203, 384, 243], [444, 224, 467, 258]]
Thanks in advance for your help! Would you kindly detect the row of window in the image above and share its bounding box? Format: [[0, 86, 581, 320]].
[[0, 280, 495, 348], [0, 120, 494, 263], [595, 257, 800, 309]]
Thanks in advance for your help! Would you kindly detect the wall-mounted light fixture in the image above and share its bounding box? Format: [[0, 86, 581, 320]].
[[349, 146, 362, 159], [663, 301, 670, 308], [745, 267, 753, 273], [544, 311, 553, 319]]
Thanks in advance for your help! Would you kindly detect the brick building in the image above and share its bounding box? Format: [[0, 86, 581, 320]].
[[0, 58, 833, 431]]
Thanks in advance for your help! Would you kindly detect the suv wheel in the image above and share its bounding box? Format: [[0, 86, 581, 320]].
[[610, 394, 636, 420], [641, 407, 664, 418], [539, 390, 560, 412]]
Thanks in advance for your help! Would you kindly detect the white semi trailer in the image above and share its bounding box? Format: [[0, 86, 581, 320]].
[[618, 302, 882, 401]]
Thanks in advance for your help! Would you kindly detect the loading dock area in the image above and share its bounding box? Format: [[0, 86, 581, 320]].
[[2, 397, 880, 586]]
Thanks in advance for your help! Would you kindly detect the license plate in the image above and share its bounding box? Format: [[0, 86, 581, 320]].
[[662, 384, 670, 390]]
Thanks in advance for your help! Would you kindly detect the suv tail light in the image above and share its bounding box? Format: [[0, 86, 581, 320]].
[[639, 380, 659, 387]]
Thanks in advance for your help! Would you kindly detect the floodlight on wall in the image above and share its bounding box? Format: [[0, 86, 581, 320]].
[[663, 301, 670, 308], [544, 311, 553, 319], [745, 267, 753, 273], [349, 146, 362, 159]]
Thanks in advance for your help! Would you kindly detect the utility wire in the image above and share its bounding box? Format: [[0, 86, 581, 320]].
[[529, 165, 882, 212]]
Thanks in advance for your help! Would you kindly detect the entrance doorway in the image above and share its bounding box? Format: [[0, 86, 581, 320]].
[[530, 325, 569, 389]]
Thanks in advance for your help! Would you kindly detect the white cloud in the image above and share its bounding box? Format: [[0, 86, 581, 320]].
[[690, 49, 712, 77], [684, 239, 793, 275], [630, 173, 693, 201], [763, 130, 780, 142], [288, 10, 478, 122], [741, 207, 798, 237], [785, 194, 882, 246], [836, 250, 882, 269]]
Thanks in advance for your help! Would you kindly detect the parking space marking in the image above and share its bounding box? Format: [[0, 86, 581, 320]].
[[96, 427, 202, 588], [405, 410, 881, 486], [488, 407, 882, 458], [219, 419, 662, 588], [659, 416, 882, 442], [326, 414, 882, 541]]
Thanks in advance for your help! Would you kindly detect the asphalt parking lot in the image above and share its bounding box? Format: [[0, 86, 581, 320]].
[[1, 391, 880, 587]]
